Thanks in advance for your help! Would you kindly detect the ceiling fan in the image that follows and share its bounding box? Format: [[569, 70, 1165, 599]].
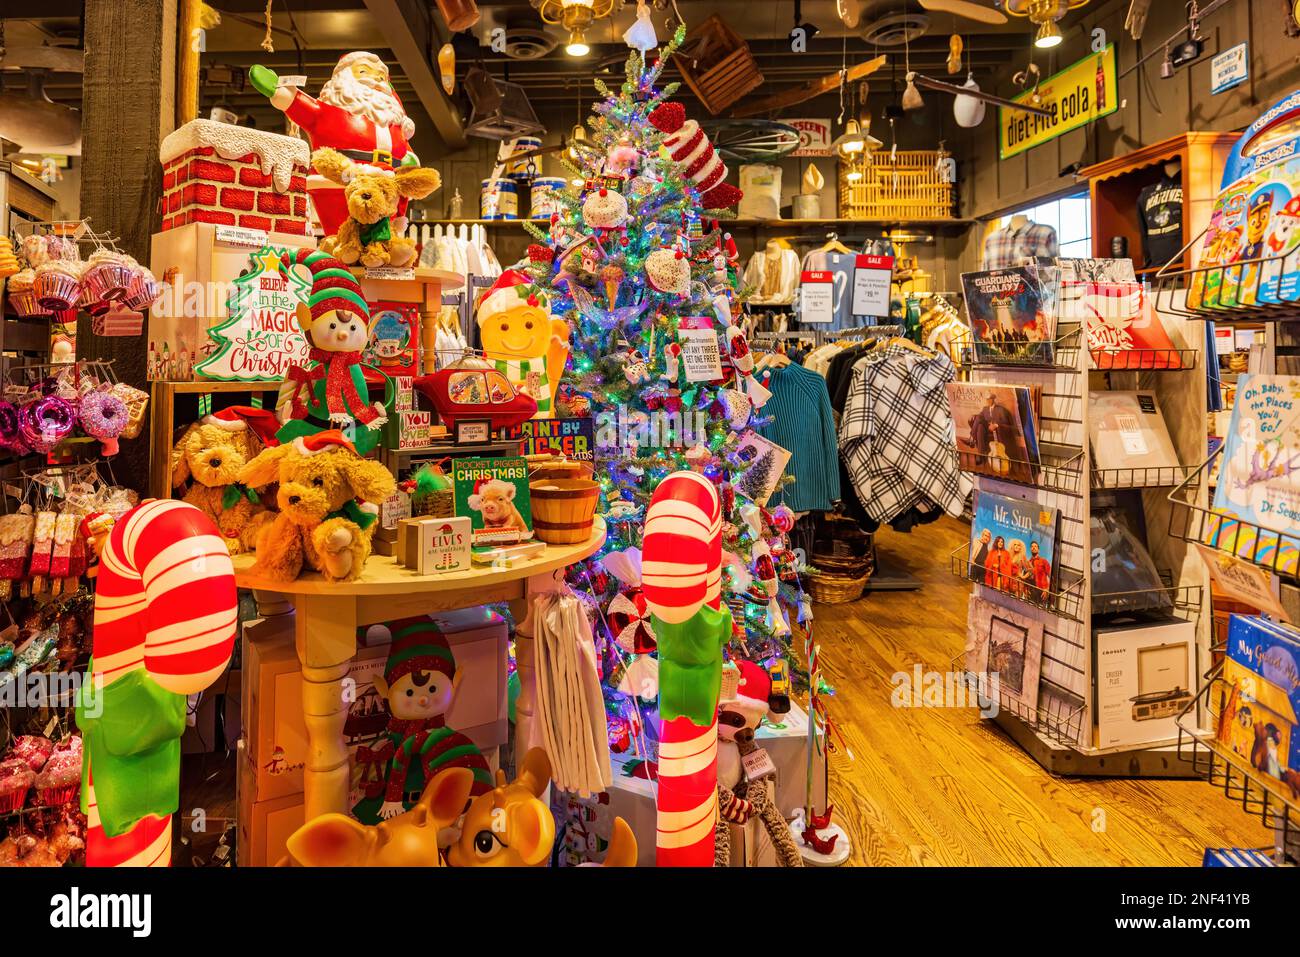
[[916, 0, 1009, 24]]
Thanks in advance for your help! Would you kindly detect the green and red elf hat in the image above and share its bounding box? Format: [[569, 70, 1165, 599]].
[[282, 248, 372, 326], [382, 617, 457, 686]]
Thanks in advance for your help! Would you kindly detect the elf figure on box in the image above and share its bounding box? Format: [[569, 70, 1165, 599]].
[[352, 617, 493, 824], [249, 52, 418, 237], [476, 269, 570, 418], [275, 249, 393, 456]]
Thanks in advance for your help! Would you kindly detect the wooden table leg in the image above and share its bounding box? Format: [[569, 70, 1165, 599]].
[[294, 593, 359, 821]]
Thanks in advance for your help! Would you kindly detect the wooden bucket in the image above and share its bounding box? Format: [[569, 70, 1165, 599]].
[[529, 478, 599, 544]]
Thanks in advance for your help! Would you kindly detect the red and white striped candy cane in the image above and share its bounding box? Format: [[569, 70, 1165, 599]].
[[643, 471, 724, 867], [641, 471, 722, 622], [86, 499, 238, 867]]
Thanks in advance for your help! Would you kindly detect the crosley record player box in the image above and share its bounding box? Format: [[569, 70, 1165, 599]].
[[1094, 619, 1196, 748]]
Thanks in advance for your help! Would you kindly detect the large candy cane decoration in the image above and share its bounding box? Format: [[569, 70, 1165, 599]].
[[80, 500, 238, 867], [642, 471, 729, 867]]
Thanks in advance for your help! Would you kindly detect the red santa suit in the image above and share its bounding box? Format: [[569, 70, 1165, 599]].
[[279, 89, 416, 235]]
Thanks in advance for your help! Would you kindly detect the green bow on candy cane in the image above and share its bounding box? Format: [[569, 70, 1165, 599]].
[[220, 483, 260, 511]]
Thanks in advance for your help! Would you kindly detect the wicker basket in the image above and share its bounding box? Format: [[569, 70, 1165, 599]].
[[529, 478, 599, 544], [838, 150, 954, 220], [810, 552, 872, 578], [806, 568, 870, 604]]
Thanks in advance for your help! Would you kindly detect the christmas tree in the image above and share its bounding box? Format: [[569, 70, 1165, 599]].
[[514, 31, 814, 755]]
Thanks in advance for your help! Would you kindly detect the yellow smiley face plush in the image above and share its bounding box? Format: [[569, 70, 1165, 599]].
[[475, 269, 569, 417]]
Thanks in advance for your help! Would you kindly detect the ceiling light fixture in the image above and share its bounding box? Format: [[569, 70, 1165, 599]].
[[1006, 0, 1089, 50], [534, 0, 614, 57], [833, 118, 880, 158]]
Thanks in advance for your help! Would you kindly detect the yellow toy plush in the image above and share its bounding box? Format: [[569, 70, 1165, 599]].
[[237, 429, 395, 583], [310, 146, 441, 268], [475, 269, 569, 418], [169, 406, 280, 554]]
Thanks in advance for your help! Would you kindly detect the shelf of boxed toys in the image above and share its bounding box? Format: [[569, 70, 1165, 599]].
[[1167, 445, 1300, 582], [146, 379, 282, 500], [1175, 664, 1300, 864]]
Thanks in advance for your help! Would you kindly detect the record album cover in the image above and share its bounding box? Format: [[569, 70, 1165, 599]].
[[1089, 390, 1181, 472], [961, 267, 1056, 365], [966, 595, 1044, 712], [946, 382, 1040, 484], [969, 490, 1059, 604]]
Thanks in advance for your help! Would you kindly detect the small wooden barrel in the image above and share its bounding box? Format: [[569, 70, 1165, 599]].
[[529, 478, 600, 544]]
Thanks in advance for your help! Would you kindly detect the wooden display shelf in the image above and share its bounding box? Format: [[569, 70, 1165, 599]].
[[234, 519, 606, 823]]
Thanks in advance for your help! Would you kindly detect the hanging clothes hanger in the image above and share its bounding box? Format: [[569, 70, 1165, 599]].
[[816, 231, 852, 255]]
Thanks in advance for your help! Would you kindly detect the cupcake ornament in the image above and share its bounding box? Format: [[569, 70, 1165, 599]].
[[645, 247, 691, 297]]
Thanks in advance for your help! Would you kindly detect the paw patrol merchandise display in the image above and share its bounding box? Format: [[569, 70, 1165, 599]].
[[1190, 90, 1300, 311]]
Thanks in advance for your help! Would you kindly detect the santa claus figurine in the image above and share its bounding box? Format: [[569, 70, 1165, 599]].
[[250, 52, 419, 236]]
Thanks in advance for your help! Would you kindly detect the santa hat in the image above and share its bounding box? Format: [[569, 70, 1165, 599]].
[[382, 616, 456, 685], [283, 248, 371, 325], [292, 429, 358, 457], [718, 660, 774, 727], [203, 405, 281, 447], [476, 269, 548, 325]]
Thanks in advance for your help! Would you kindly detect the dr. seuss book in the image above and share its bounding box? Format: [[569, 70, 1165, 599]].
[[452, 456, 534, 545], [946, 382, 1040, 484], [501, 417, 595, 461], [1210, 375, 1300, 573], [1218, 615, 1300, 786], [960, 267, 1055, 365], [969, 491, 1059, 604], [1190, 90, 1300, 311], [363, 301, 419, 378]]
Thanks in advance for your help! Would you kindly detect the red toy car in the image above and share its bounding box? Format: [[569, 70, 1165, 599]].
[[413, 362, 538, 430]]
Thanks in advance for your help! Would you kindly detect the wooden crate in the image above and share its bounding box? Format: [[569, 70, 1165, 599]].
[[675, 15, 763, 115], [148, 379, 282, 500], [838, 150, 954, 220]]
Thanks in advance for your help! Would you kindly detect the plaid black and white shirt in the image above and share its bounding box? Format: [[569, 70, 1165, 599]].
[[837, 343, 970, 523], [982, 223, 1059, 270]]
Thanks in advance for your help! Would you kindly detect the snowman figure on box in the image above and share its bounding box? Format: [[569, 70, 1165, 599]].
[[275, 249, 393, 455]]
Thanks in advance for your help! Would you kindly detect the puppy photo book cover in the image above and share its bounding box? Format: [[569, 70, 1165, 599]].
[[453, 456, 534, 545]]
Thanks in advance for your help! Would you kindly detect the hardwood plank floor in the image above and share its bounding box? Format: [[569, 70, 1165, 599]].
[[815, 515, 1272, 866]]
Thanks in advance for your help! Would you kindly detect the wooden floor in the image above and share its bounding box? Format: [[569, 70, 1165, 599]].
[[817, 516, 1271, 866]]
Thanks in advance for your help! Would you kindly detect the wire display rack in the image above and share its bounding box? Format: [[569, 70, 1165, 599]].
[[1150, 237, 1300, 323], [950, 542, 1087, 622], [948, 651, 1088, 746], [1093, 583, 1203, 623], [956, 442, 1085, 498], [1167, 446, 1300, 581], [1088, 346, 1200, 371], [1176, 665, 1300, 865], [1092, 463, 1201, 491], [957, 324, 1082, 373]]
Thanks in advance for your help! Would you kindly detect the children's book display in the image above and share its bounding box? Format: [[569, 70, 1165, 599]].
[[946, 383, 1042, 484], [1217, 615, 1299, 790], [1209, 374, 1300, 575], [1089, 391, 1181, 473], [1188, 89, 1300, 312], [960, 267, 1055, 365], [452, 456, 534, 545], [968, 490, 1059, 604]]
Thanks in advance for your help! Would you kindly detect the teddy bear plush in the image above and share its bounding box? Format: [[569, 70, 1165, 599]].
[[310, 147, 441, 268], [169, 406, 280, 555], [238, 430, 396, 583]]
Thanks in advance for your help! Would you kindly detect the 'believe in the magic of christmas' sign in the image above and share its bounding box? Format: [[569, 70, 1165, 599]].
[[196, 247, 311, 381], [501, 417, 595, 461]]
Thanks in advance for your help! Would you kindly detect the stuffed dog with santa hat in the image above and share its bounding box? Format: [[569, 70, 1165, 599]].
[[170, 405, 281, 555], [238, 429, 395, 583]]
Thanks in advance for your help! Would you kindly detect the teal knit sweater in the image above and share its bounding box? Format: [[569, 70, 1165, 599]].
[[755, 363, 841, 512]]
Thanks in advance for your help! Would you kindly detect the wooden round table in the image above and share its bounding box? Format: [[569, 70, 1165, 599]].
[[234, 519, 606, 822]]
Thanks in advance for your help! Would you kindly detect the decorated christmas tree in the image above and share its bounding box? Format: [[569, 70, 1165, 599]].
[[511, 32, 815, 762]]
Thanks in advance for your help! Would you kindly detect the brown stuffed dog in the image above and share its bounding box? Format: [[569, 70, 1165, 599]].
[[311, 146, 441, 269], [238, 429, 395, 583], [170, 406, 279, 555], [281, 766, 474, 866]]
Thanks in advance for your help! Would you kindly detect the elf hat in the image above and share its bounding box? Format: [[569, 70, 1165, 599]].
[[203, 405, 281, 447], [282, 248, 371, 325], [477, 268, 548, 325], [292, 429, 358, 457], [382, 616, 457, 685]]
